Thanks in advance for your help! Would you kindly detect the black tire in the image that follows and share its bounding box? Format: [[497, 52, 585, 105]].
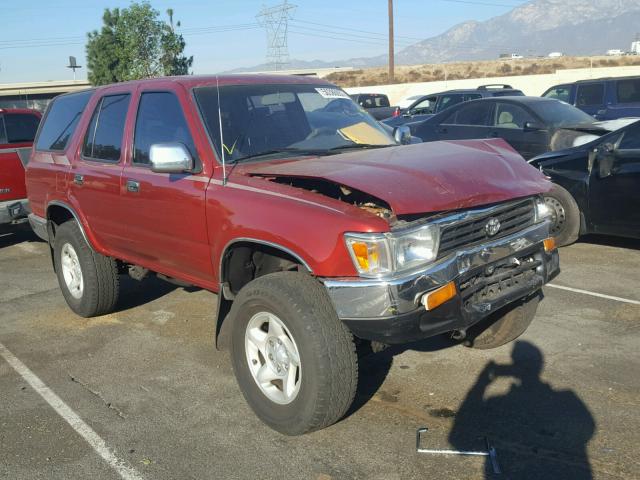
[[229, 272, 358, 435], [53, 220, 119, 317], [544, 183, 581, 247], [464, 291, 541, 350]]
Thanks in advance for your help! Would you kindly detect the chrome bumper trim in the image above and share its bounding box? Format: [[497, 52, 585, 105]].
[[322, 220, 551, 319]]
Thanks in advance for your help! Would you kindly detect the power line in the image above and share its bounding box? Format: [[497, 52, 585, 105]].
[[291, 19, 423, 41], [287, 24, 414, 47], [437, 0, 524, 7]]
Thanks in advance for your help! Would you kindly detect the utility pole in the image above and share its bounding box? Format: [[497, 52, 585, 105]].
[[388, 0, 394, 82], [257, 1, 297, 71]]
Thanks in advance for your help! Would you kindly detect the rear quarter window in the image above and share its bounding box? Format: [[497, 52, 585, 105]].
[[35, 90, 93, 152], [576, 83, 604, 106], [3, 113, 40, 143], [616, 79, 640, 104]]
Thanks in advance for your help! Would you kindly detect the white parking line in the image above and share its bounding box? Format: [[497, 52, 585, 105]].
[[0, 341, 144, 480], [547, 283, 640, 305]]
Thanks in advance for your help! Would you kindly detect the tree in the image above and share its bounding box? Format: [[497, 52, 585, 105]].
[[86, 2, 193, 85]]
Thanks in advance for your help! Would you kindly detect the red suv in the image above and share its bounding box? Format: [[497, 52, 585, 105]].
[[0, 108, 41, 224], [26, 76, 559, 435]]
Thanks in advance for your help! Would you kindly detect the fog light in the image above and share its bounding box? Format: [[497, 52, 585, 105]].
[[421, 281, 457, 311], [543, 237, 556, 252]]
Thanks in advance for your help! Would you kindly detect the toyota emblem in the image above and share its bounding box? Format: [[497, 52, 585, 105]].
[[485, 217, 501, 237]]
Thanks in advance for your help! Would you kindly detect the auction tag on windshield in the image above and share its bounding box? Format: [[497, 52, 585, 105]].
[[315, 87, 350, 99]]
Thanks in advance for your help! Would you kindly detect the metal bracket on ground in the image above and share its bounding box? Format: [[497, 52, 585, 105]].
[[415, 427, 501, 475]]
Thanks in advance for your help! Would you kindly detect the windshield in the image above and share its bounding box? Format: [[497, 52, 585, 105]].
[[194, 83, 395, 163], [529, 100, 596, 127]]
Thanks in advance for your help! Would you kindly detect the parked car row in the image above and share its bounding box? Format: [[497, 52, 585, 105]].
[[379, 77, 640, 247], [383, 84, 524, 129]]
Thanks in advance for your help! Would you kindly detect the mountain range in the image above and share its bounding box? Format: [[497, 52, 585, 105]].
[[228, 0, 640, 72]]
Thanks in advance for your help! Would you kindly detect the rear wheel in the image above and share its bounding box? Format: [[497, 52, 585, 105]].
[[463, 291, 541, 350], [53, 221, 119, 317], [544, 183, 581, 247], [229, 272, 358, 435]]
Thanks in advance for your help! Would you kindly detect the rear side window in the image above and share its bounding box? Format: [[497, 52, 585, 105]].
[[35, 90, 93, 151], [3, 114, 40, 143], [452, 102, 492, 125], [82, 94, 131, 162], [576, 84, 604, 106], [133, 92, 196, 165], [543, 85, 571, 103], [616, 79, 640, 104]]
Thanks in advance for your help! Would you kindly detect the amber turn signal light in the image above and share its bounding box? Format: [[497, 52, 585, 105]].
[[421, 281, 457, 311], [543, 237, 556, 252]]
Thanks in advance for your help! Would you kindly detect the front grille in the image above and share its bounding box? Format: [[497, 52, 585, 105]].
[[458, 251, 542, 313], [438, 198, 535, 258]]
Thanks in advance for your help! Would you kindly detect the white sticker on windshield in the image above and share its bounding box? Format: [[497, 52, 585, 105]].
[[315, 87, 350, 99]]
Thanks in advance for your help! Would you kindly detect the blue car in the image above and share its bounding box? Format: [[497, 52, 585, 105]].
[[542, 76, 640, 120], [383, 84, 524, 128]]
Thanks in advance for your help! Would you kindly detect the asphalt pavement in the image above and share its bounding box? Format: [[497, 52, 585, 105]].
[[1, 223, 638, 480]]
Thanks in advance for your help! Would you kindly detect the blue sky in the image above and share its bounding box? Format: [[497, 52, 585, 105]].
[[0, 0, 526, 83]]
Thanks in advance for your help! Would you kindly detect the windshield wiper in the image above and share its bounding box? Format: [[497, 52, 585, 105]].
[[326, 143, 393, 152], [231, 148, 328, 163]]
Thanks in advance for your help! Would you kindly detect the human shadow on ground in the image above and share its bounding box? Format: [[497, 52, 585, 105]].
[[449, 341, 595, 479]]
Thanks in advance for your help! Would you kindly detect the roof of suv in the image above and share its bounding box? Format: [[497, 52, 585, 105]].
[[88, 74, 333, 92], [430, 84, 523, 96], [573, 75, 640, 84]]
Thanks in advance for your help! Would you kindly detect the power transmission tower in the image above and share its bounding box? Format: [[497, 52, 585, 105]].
[[256, 1, 296, 71]]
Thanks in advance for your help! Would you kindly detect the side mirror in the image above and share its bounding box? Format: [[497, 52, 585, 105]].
[[394, 125, 412, 145], [597, 143, 616, 178], [523, 121, 545, 131], [149, 143, 194, 173]]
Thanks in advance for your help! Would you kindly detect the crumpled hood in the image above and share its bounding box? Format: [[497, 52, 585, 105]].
[[243, 139, 551, 215]]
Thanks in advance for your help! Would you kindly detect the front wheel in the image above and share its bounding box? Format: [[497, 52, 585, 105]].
[[463, 291, 541, 350], [229, 272, 358, 435], [544, 183, 581, 247]]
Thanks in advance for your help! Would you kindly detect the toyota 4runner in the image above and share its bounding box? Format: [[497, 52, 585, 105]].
[[26, 75, 559, 435]]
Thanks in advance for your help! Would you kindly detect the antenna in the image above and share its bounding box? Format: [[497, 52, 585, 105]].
[[216, 76, 227, 186], [256, 1, 296, 71]]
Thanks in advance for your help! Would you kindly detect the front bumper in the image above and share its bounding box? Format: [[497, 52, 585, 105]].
[[0, 199, 30, 225], [322, 220, 559, 344]]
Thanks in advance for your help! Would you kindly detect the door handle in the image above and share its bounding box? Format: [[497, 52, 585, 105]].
[[126, 179, 140, 193], [73, 174, 84, 185]]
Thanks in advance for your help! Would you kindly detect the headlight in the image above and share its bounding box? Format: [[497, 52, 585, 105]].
[[344, 234, 392, 276], [345, 224, 440, 277], [534, 196, 552, 222]]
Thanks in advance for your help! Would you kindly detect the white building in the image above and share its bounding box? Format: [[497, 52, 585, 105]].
[[631, 41, 640, 55]]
